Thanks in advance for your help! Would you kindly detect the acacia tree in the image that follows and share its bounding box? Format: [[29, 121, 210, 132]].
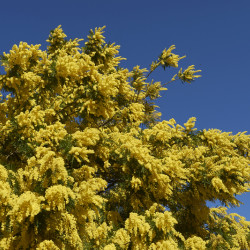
[[0, 26, 250, 249]]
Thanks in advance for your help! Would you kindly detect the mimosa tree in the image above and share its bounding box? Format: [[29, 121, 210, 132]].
[[0, 26, 249, 249]]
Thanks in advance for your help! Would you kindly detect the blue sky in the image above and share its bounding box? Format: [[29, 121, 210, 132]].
[[1, 0, 250, 219]]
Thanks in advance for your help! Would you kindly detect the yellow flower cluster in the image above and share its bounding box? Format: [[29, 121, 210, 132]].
[[149, 45, 201, 87], [185, 236, 207, 250], [207, 207, 250, 249], [159, 45, 186, 68], [8, 191, 44, 224], [3, 42, 43, 72], [178, 65, 202, 83], [130, 176, 142, 191], [112, 228, 130, 248]]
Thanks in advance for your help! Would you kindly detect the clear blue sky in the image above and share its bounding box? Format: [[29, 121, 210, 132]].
[[1, 0, 250, 219]]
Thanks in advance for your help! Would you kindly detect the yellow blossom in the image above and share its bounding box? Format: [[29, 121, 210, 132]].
[[159, 45, 186, 68], [178, 65, 202, 83]]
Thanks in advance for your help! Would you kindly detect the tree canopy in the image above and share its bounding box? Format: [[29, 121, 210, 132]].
[[0, 25, 250, 249]]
